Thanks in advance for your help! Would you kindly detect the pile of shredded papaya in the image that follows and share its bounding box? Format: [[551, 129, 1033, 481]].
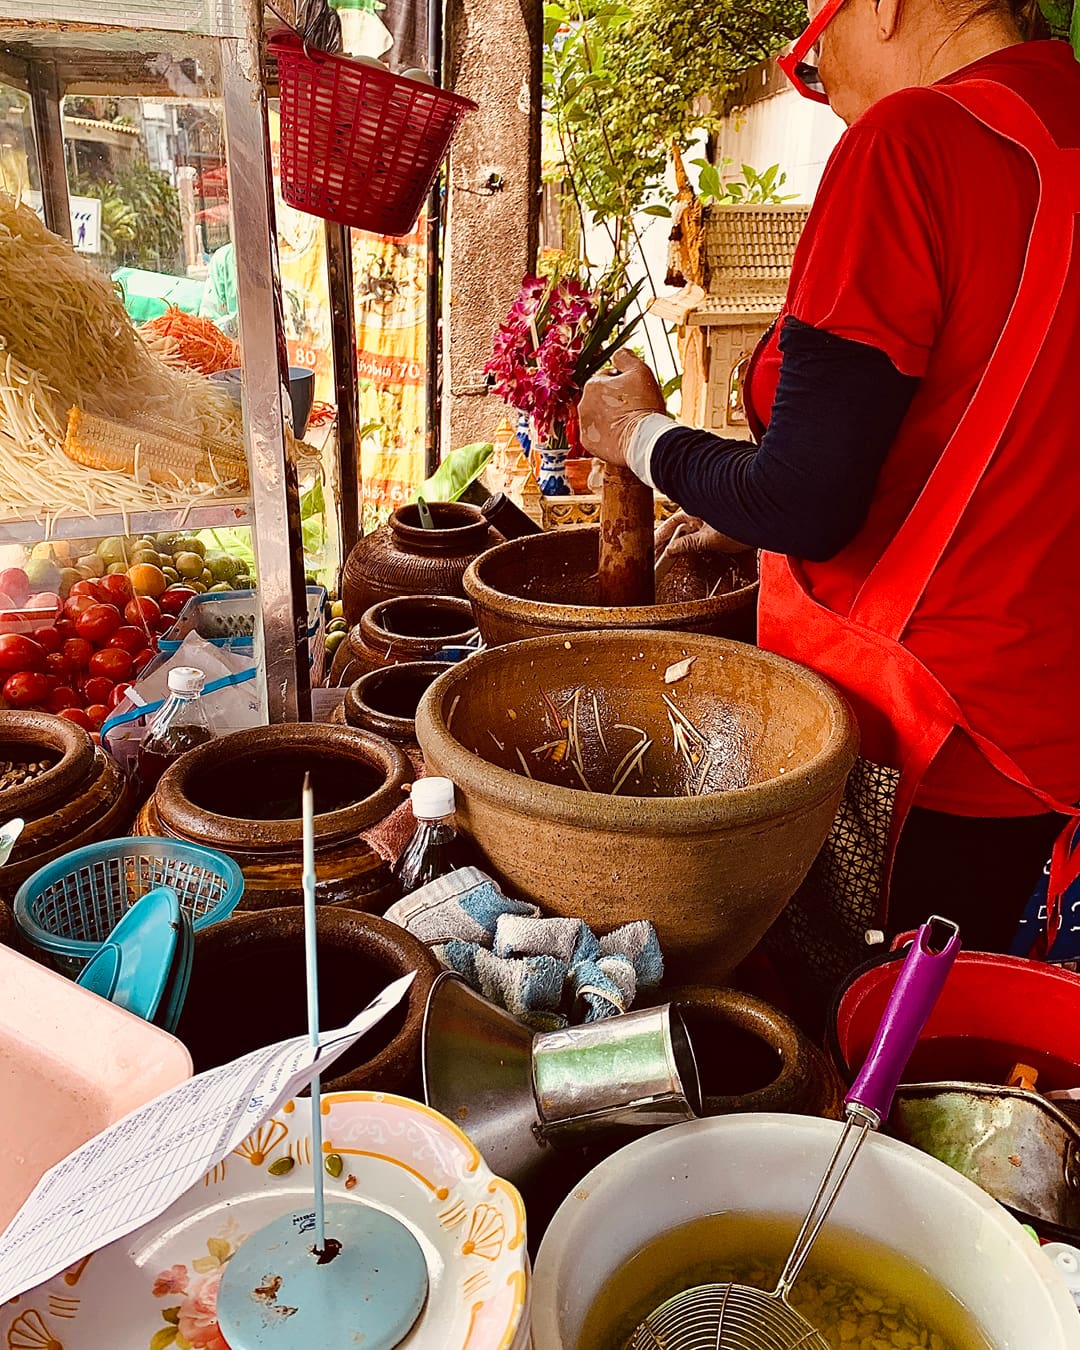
[[141, 306, 240, 375]]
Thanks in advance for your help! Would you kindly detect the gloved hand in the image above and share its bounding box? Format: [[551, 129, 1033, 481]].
[[578, 349, 666, 469], [654, 510, 752, 561]]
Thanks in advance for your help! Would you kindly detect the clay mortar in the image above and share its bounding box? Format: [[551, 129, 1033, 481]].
[[415, 630, 857, 984], [464, 525, 758, 646], [139, 724, 408, 911], [177, 907, 440, 1096]]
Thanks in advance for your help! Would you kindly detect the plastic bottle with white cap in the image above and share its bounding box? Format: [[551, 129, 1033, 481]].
[[137, 665, 215, 795], [392, 776, 473, 894]]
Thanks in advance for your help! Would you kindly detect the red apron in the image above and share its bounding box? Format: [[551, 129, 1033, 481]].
[[757, 78, 1080, 949]]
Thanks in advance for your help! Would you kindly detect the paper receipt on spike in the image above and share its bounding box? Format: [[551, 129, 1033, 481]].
[[0, 973, 414, 1307]]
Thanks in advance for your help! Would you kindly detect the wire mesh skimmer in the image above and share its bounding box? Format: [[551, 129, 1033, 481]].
[[626, 916, 961, 1350]]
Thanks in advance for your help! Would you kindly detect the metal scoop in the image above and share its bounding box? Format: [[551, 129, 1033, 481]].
[[626, 915, 961, 1350]]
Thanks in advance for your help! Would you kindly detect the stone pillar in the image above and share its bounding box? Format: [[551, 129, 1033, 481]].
[[443, 0, 542, 450]]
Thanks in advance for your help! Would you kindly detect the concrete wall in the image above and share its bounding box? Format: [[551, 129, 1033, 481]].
[[717, 86, 845, 202], [444, 0, 543, 449]]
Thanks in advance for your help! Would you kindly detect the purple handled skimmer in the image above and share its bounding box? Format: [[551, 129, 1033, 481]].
[[626, 915, 962, 1350]]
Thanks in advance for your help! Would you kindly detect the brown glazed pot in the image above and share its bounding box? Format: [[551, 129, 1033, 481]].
[[330, 594, 477, 686], [0, 711, 134, 906], [340, 661, 451, 754], [136, 724, 409, 912], [464, 525, 758, 647], [645, 985, 844, 1119], [176, 907, 440, 1096], [341, 502, 500, 624], [415, 630, 857, 985]]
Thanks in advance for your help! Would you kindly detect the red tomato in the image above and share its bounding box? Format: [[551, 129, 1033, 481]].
[[108, 682, 132, 710], [82, 675, 114, 705], [75, 603, 122, 645], [44, 651, 70, 679], [106, 625, 145, 654], [125, 596, 161, 628], [41, 674, 59, 693], [3, 671, 49, 707], [98, 573, 134, 606], [159, 587, 198, 617], [68, 579, 104, 602], [54, 617, 76, 641], [46, 685, 81, 713], [58, 707, 92, 730], [64, 594, 97, 622], [31, 626, 62, 653], [88, 648, 132, 682], [131, 648, 154, 674], [61, 637, 94, 671], [0, 633, 45, 673], [84, 703, 108, 731]]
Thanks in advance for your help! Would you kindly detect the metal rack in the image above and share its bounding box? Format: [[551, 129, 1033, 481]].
[[0, 1, 362, 722]]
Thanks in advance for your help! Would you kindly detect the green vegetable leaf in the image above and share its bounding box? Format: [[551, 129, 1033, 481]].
[[419, 442, 495, 503], [642, 204, 672, 217]]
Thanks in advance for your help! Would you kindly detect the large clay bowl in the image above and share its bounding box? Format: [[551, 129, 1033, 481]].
[[464, 525, 758, 646], [137, 724, 409, 911], [176, 907, 440, 1096], [415, 631, 857, 983]]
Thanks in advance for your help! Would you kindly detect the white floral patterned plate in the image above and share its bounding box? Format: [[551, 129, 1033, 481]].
[[0, 1091, 529, 1350]]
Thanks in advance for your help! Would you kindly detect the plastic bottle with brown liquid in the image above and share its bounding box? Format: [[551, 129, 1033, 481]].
[[137, 665, 215, 795], [392, 777, 475, 894]]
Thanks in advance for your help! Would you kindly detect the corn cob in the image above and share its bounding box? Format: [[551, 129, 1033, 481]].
[[64, 407, 249, 490]]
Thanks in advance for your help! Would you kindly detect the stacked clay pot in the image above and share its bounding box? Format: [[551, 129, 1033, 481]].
[[177, 907, 440, 1097], [136, 723, 408, 912], [329, 594, 478, 686], [0, 710, 133, 908], [333, 660, 450, 769], [341, 501, 499, 624]]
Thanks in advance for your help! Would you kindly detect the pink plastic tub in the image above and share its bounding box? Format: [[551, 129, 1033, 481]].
[[0, 945, 192, 1231]]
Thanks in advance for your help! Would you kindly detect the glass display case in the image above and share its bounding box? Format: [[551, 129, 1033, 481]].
[[0, 2, 359, 721]]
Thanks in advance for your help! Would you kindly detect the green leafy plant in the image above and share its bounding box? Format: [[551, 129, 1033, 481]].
[[419, 442, 495, 503], [543, 0, 804, 252], [72, 164, 181, 270], [692, 158, 798, 206]]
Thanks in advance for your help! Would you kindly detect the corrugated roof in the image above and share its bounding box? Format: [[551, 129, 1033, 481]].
[[682, 203, 810, 323]]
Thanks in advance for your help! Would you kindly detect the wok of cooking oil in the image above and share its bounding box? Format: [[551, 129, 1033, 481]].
[[580, 1211, 993, 1350]]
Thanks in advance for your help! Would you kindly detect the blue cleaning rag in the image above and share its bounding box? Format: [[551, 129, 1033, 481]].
[[436, 940, 567, 1030], [387, 866, 663, 1027], [598, 921, 664, 987], [383, 867, 538, 946]]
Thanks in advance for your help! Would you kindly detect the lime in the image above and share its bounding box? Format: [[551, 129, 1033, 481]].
[[173, 552, 205, 580]]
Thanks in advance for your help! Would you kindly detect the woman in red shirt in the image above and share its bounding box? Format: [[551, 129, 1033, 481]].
[[579, 0, 1080, 1003]]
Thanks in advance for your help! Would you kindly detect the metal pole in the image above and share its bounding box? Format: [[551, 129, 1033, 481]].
[[27, 60, 71, 242], [221, 37, 311, 722], [423, 0, 445, 479], [324, 222, 361, 561]]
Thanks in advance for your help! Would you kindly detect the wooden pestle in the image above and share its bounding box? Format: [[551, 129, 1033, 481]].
[[598, 463, 656, 606]]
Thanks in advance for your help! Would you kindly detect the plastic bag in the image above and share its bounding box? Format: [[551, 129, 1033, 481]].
[[102, 633, 261, 776]]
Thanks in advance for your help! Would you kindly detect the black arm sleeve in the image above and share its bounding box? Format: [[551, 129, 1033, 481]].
[[650, 315, 921, 562]]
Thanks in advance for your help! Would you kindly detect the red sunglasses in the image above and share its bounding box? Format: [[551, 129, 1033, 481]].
[[776, 0, 847, 104]]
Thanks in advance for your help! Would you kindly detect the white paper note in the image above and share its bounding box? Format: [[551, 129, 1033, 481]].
[[0, 972, 414, 1307]]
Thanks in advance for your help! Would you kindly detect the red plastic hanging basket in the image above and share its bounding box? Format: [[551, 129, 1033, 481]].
[[271, 30, 477, 237]]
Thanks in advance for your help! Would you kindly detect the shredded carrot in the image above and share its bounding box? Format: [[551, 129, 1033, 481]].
[[141, 307, 240, 375], [307, 401, 336, 428]]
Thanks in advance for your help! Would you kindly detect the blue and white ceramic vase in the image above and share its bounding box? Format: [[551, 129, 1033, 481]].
[[514, 410, 532, 455], [537, 444, 571, 496]]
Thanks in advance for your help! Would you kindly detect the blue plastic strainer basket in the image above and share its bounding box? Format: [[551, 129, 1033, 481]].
[[14, 837, 244, 975]]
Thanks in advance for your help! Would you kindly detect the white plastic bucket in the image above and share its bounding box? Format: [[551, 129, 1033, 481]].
[[531, 1114, 1080, 1349]]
